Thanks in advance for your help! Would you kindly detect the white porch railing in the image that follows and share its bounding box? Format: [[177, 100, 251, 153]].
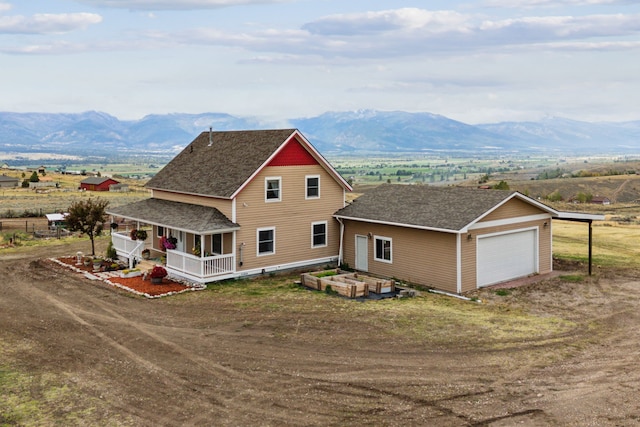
[[112, 232, 146, 266], [166, 250, 235, 280]]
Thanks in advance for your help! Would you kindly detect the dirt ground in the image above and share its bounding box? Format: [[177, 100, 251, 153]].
[[2, 240, 640, 426]]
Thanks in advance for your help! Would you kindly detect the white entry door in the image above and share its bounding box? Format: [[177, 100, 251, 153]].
[[477, 229, 537, 287], [355, 235, 368, 272]]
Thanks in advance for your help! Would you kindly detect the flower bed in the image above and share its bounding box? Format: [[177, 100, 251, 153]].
[[51, 257, 205, 298]]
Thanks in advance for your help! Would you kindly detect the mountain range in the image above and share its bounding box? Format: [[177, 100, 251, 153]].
[[0, 110, 639, 158]]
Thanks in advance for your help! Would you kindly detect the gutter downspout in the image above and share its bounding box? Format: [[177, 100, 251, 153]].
[[456, 232, 462, 294], [337, 217, 345, 267]]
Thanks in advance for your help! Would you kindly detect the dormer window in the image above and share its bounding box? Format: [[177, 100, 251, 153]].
[[265, 177, 281, 202], [306, 175, 320, 199]]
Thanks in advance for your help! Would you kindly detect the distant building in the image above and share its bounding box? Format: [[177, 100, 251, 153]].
[[591, 196, 611, 205], [29, 176, 57, 189], [80, 177, 120, 191], [0, 174, 19, 188], [46, 213, 68, 229]]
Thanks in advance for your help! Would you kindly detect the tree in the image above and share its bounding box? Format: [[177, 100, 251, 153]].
[[493, 180, 510, 190], [29, 171, 39, 183], [66, 198, 109, 256]]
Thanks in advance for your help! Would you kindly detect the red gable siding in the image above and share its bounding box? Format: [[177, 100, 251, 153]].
[[268, 138, 318, 166]]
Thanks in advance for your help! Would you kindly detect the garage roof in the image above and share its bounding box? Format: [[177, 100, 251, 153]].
[[334, 184, 558, 233]]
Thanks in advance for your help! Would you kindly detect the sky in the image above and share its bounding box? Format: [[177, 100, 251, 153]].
[[1, 0, 639, 125]]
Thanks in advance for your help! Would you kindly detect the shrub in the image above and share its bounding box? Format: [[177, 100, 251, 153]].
[[106, 240, 117, 259]]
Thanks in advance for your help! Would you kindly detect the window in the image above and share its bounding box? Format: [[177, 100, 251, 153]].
[[257, 227, 275, 256], [265, 177, 281, 202], [306, 175, 320, 199], [374, 236, 392, 263], [311, 221, 327, 248], [157, 226, 164, 237], [212, 234, 222, 255]]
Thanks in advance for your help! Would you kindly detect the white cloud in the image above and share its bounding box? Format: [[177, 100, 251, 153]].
[[0, 2, 12, 12], [166, 9, 640, 59], [74, 0, 290, 10], [484, 0, 634, 7], [302, 8, 471, 36], [0, 12, 102, 34]]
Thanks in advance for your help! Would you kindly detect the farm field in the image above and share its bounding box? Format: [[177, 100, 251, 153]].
[[0, 171, 150, 217]]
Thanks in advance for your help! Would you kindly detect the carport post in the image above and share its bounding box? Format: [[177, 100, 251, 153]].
[[589, 220, 593, 276]]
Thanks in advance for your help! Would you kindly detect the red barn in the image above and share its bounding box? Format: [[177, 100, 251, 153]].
[[80, 177, 119, 191]]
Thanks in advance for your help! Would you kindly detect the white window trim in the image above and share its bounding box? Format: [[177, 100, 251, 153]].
[[265, 176, 282, 202], [374, 235, 392, 263], [257, 227, 276, 256], [311, 221, 328, 248], [305, 175, 320, 200]]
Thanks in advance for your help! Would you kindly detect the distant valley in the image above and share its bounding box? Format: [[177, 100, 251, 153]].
[[1, 110, 639, 161]]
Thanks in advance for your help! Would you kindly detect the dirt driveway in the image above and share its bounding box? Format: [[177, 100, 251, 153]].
[[1, 240, 640, 426]]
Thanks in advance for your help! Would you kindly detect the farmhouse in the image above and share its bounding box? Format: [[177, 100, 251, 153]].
[[106, 128, 602, 292], [106, 129, 351, 283], [334, 184, 602, 293], [80, 176, 119, 191]]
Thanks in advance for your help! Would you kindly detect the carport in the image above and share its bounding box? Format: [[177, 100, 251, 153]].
[[553, 212, 606, 275]]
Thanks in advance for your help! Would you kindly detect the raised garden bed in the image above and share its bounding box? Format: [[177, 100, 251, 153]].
[[300, 269, 395, 298]]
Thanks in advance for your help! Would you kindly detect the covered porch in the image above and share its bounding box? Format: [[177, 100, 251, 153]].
[[107, 198, 240, 283]]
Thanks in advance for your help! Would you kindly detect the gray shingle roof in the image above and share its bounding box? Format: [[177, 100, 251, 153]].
[[146, 129, 299, 198], [107, 198, 239, 234], [81, 177, 117, 185], [334, 184, 545, 232], [0, 175, 19, 182]]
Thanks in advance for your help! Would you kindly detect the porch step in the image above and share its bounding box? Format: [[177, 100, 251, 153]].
[[136, 259, 159, 273]]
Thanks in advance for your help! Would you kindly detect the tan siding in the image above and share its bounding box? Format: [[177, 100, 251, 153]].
[[342, 218, 552, 294], [342, 220, 459, 293], [480, 198, 545, 222], [460, 233, 476, 292], [235, 164, 344, 272], [151, 189, 233, 219]]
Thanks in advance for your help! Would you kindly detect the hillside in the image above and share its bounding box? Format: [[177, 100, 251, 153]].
[[1, 110, 640, 159]]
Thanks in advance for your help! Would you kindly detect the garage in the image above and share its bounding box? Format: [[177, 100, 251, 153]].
[[477, 228, 538, 287]]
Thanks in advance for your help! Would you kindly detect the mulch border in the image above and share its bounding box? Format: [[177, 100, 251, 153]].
[[48, 257, 207, 299]]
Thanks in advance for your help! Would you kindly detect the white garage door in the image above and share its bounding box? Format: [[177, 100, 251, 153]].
[[477, 229, 537, 287]]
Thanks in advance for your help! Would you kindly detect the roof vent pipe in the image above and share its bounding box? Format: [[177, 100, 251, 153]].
[[208, 127, 213, 146]]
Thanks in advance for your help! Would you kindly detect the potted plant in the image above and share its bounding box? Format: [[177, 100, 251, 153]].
[[83, 256, 92, 267], [92, 258, 103, 272], [141, 248, 151, 260], [149, 265, 167, 284], [130, 229, 138, 240]]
